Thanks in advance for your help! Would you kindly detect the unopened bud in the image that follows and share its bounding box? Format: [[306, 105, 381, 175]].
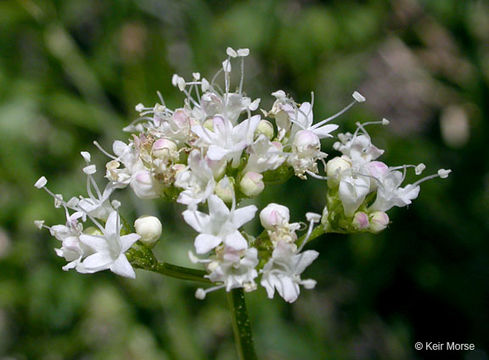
[[152, 138, 177, 160], [352, 212, 369, 230], [84, 226, 103, 236], [369, 211, 389, 233], [203, 118, 214, 131], [134, 215, 162, 247], [255, 120, 274, 139], [215, 177, 234, 203], [293, 130, 320, 154], [260, 203, 290, 230], [326, 157, 351, 186], [240, 172, 264, 197]]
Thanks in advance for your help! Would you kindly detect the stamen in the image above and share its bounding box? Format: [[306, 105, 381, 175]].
[[311, 92, 363, 130], [93, 141, 117, 160], [195, 284, 226, 300]]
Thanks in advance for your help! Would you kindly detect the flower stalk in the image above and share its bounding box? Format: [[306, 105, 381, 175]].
[[127, 243, 210, 283], [227, 288, 258, 360]]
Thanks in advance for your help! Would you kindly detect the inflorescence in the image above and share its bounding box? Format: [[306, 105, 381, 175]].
[[35, 48, 451, 303]]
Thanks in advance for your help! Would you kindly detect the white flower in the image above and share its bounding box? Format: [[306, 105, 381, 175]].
[[175, 150, 216, 207], [369, 170, 420, 212], [206, 247, 259, 291], [51, 216, 88, 271], [290, 102, 338, 139], [338, 174, 371, 216], [335, 134, 384, 166], [261, 241, 318, 303], [192, 115, 261, 167], [79, 211, 140, 278], [182, 195, 257, 254], [244, 135, 285, 174]]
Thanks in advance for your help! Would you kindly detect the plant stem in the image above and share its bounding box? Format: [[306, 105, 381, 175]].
[[227, 288, 258, 360], [126, 244, 210, 283]]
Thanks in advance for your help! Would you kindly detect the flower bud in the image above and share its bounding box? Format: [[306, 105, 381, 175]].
[[326, 156, 351, 186], [293, 130, 320, 155], [134, 215, 162, 247], [352, 212, 369, 230], [84, 226, 103, 236], [203, 118, 214, 131], [239, 172, 264, 197], [152, 138, 177, 160], [215, 177, 234, 203], [260, 203, 290, 230], [255, 120, 274, 139], [369, 211, 389, 233]]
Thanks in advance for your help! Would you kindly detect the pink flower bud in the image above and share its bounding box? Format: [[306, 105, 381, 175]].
[[352, 212, 369, 230], [293, 130, 320, 154], [369, 211, 389, 233], [260, 203, 290, 230], [240, 172, 264, 197], [152, 138, 177, 159], [366, 161, 389, 179]]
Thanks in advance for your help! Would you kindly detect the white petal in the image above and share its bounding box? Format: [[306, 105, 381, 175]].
[[233, 205, 257, 228], [195, 234, 222, 254], [79, 234, 108, 252], [224, 231, 247, 251], [294, 250, 319, 274], [104, 211, 119, 236], [207, 146, 228, 161], [110, 255, 136, 278], [207, 195, 230, 219], [120, 233, 140, 252], [313, 124, 339, 139], [82, 252, 112, 270], [182, 209, 208, 233]]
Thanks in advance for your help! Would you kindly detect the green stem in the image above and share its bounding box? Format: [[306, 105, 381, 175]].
[[227, 288, 257, 360], [126, 244, 210, 283]]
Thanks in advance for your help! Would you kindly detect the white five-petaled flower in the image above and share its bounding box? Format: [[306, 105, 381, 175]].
[[206, 247, 259, 291], [261, 240, 318, 303], [182, 195, 257, 254], [192, 115, 261, 167], [175, 150, 217, 208], [79, 211, 140, 278], [369, 170, 420, 212]]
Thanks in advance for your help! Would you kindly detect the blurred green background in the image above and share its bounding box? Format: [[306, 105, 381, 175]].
[[1, 0, 488, 359]]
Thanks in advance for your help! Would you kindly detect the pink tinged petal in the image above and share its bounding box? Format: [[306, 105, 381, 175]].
[[82, 252, 113, 270], [79, 234, 108, 252], [194, 234, 222, 254], [224, 231, 247, 251], [120, 233, 140, 252], [232, 205, 258, 228], [110, 255, 136, 279]]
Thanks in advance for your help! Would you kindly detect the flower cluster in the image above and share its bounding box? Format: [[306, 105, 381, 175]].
[[35, 48, 450, 303]]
